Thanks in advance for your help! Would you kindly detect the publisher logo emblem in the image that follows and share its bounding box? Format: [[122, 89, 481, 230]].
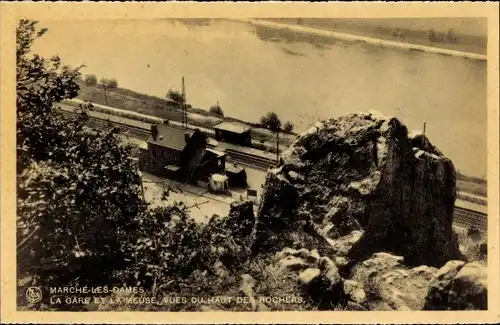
[[26, 286, 42, 304]]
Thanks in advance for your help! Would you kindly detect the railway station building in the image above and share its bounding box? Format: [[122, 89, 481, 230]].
[[213, 121, 252, 146], [141, 124, 226, 183]]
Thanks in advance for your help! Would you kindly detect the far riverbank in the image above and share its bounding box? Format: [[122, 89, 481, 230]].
[[238, 18, 487, 60]]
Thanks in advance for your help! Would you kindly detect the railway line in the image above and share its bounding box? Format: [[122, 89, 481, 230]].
[[60, 109, 153, 139], [453, 206, 487, 230], [223, 149, 277, 172], [58, 107, 488, 229]]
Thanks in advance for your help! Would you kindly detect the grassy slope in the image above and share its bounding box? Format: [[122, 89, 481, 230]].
[[75, 79, 297, 146], [76, 80, 184, 122], [456, 172, 487, 198], [261, 18, 487, 55]]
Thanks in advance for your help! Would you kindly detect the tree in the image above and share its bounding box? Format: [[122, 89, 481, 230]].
[[282, 121, 294, 133], [260, 112, 282, 160], [428, 29, 437, 42], [84, 74, 97, 86], [209, 103, 224, 117], [16, 20, 145, 293], [107, 78, 118, 89], [166, 89, 185, 106], [98, 78, 118, 105], [99, 77, 118, 89], [260, 112, 282, 132], [17, 19, 82, 165], [447, 28, 457, 44]]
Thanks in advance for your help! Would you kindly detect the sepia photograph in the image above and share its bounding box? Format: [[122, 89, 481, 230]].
[[1, 2, 499, 324]]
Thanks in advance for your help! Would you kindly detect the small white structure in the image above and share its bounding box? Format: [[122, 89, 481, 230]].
[[209, 174, 229, 193]]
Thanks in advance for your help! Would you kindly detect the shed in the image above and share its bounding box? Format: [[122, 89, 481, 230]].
[[213, 121, 252, 145], [209, 174, 229, 193], [225, 163, 247, 187]]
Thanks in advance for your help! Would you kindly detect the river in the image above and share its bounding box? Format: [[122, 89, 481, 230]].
[[33, 18, 487, 177]]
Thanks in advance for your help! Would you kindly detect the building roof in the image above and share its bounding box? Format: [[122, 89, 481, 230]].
[[207, 138, 219, 147], [225, 163, 245, 174], [213, 121, 251, 134], [147, 124, 194, 150], [211, 174, 228, 183], [165, 164, 182, 172], [206, 148, 226, 158]]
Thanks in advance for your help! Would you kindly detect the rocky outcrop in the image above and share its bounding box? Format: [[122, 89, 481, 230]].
[[424, 261, 487, 310], [205, 200, 255, 268], [251, 112, 461, 267], [277, 247, 346, 308], [350, 252, 438, 310]]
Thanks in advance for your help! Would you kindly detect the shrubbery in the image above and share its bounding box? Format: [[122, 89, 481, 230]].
[[209, 104, 224, 117], [282, 121, 294, 133], [84, 74, 98, 86], [166, 89, 184, 106], [17, 20, 146, 300], [123, 202, 254, 293]]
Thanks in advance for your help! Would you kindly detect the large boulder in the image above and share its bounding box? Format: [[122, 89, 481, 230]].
[[351, 252, 438, 310], [251, 112, 461, 267], [424, 261, 487, 310]]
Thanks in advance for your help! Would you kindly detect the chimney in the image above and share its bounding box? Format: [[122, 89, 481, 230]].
[[151, 125, 159, 141]]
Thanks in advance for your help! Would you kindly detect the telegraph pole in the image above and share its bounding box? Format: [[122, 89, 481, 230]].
[[423, 121, 427, 135], [181, 77, 187, 128], [103, 84, 108, 105], [276, 131, 279, 162]]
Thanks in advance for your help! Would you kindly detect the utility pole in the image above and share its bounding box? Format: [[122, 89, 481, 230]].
[[276, 129, 280, 162], [103, 84, 108, 105], [181, 76, 187, 128], [423, 121, 427, 135]]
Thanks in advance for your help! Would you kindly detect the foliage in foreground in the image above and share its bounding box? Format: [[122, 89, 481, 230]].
[[16, 20, 145, 293]]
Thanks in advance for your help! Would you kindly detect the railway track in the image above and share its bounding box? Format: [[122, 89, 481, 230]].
[[453, 206, 487, 230], [60, 109, 150, 139], [224, 149, 277, 172]]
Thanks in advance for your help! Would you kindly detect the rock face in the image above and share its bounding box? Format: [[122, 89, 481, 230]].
[[251, 112, 461, 267], [424, 261, 487, 310], [351, 252, 438, 310], [277, 247, 346, 308]]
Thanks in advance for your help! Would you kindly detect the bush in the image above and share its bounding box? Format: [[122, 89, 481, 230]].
[[209, 104, 224, 117], [124, 202, 254, 293], [84, 74, 98, 86], [282, 121, 294, 133], [166, 89, 184, 106], [124, 204, 204, 290]]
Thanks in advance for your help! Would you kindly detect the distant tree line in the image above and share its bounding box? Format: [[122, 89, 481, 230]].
[[84, 74, 118, 89], [428, 28, 459, 44]]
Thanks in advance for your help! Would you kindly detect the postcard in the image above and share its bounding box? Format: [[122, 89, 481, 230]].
[[1, 2, 499, 324]]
